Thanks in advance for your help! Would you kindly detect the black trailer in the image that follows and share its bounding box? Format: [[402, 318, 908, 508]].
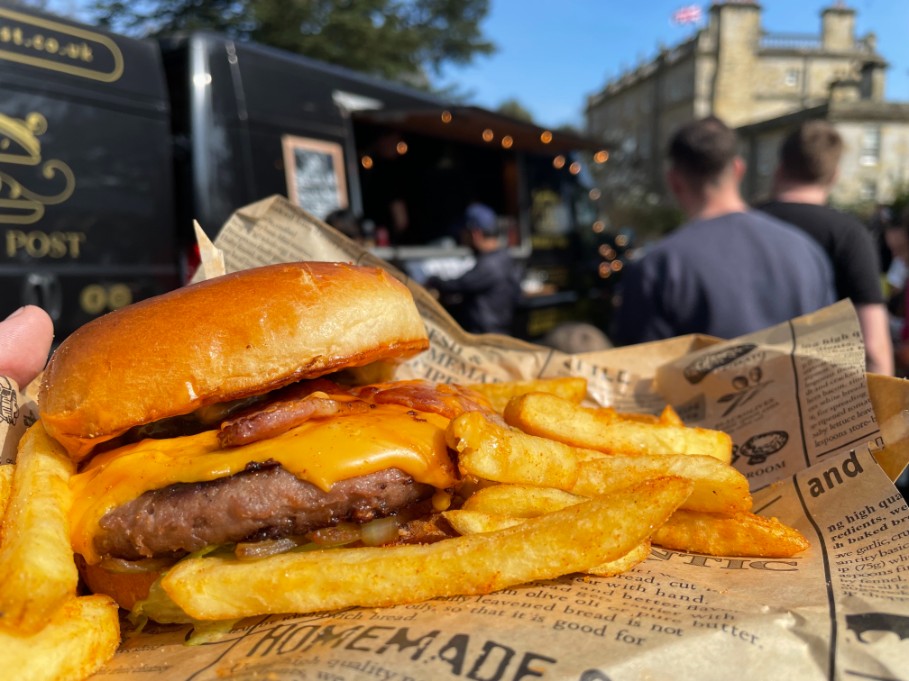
[[161, 32, 609, 339], [0, 6, 187, 340], [0, 7, 609, 342]]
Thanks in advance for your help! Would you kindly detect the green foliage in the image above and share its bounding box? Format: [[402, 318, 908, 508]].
[[590, 156, 683, 243], [608, 196, 683, 243], [90, 0, 494, 85], [829, 197, 876, 223], [91, 0, 252, 36], [496, 98, 534, 123]]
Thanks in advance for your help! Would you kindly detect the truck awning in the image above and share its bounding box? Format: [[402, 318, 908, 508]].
[[352, 105, 607, 155]]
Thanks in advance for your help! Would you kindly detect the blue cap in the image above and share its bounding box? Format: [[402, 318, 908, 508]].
[[464, 203, 497, 234]]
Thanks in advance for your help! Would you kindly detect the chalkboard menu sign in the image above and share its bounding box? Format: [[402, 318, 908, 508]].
[[281, 135, 348, 219]]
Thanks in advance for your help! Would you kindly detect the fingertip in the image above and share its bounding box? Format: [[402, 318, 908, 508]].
[[14, 304, 54, 331], [0, 306, 55, 387]]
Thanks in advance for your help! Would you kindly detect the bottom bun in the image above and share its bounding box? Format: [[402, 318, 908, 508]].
[[80, 562, 160, 611]]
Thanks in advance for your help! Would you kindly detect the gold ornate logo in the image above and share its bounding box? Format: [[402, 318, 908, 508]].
[[0, 112, 76, 225], [0, 7, 123, 82]]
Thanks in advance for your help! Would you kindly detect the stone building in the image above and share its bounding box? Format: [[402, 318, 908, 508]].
[[585, 1, 908, 206], [738, 97, 909, 206]]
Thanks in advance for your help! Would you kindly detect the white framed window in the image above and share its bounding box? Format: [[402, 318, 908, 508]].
[[757, 142, 776, 177], [860, 179, 878, 201], [281, 135, 348, 219], [860, 125, 881, 166]]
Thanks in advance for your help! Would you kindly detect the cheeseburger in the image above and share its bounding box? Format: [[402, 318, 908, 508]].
[[38, 262, 487, 613]]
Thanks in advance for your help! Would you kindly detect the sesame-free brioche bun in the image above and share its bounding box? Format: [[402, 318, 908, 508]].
[[39, 262, 428, 461]]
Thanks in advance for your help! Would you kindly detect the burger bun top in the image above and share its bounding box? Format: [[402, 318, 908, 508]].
[[39, 262, 429, 461]]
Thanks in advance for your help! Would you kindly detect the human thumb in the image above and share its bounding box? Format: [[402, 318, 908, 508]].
[[0, 306, 54, 388]]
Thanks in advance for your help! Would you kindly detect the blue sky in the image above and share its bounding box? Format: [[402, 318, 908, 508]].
[[46, 0, 909, 128], [440, 0, 909, 128]]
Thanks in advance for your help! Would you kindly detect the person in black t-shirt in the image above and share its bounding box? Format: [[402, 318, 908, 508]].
[[758, 120, 893, 375]]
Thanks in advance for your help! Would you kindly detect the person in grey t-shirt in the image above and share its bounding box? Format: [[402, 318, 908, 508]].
[[613, 116, 835, 345]]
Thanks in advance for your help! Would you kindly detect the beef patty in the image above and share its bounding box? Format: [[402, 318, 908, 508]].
[[94, 463, 432, 560]]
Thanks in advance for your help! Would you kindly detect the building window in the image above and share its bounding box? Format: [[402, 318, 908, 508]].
[[638, 129, 652, 160], [860, 180, 878, 201], [784, 68, 800, 87], [860, 125, 881, 166], [757, 142, 776, 177]]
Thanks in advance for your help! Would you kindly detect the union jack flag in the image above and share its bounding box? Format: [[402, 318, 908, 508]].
[[671, 4, 703, 25]]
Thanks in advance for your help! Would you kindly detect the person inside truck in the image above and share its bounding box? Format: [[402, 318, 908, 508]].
[[426, 202, 521, 335], [0, 305, 54, 388]]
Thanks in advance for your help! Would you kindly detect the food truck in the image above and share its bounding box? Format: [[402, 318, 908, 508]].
[[0, 5, 184, 339], [0, 6, 609, 342]]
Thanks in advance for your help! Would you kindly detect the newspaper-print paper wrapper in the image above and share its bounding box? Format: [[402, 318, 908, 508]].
[[0, 376, 38, 466], [10, 195, 908, 680]]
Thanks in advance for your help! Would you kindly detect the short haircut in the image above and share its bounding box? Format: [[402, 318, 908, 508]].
[[778, 120, 843, 185], [667, 116, 738, 184]]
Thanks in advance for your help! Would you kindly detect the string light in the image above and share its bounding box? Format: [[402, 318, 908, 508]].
[[361, 155, 374, 169], [501, 135, 513, 149], [594, 150, 609, 163], [396, 141, 408, 155], [553, 155, 566, 169], [482, 128, 494, 142], [441, 110, 453, 123], [541, 130, 553, 144], [569, 161, 581, 175]]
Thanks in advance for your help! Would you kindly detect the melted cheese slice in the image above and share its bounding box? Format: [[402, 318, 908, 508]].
[[70, 403, 456, 563]]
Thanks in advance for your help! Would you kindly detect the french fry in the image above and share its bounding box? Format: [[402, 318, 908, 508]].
[[455, 470, 795, 559], [465, 376, 587, 413], [502, 392, 619, 447], [0, 423, 78, 634], [0, 464, 13, 523], [659, 405, 684, 426], [162, 477, 693, 620], [0, 595, 120, 681], [587, 540, 651, 577], [462, 483, 585, 517], [504, 392, 732, 463], [449, 411, 750, 514], [596, 406, 682, 426], [443, 509, 652, 577], [449, 411, 582, 490], [574, 454, 752, 514], [453, 477, 797, 560], [612, 410, 658, 424], [652, 509, 810, 558], [442, 508, 523, 534]]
